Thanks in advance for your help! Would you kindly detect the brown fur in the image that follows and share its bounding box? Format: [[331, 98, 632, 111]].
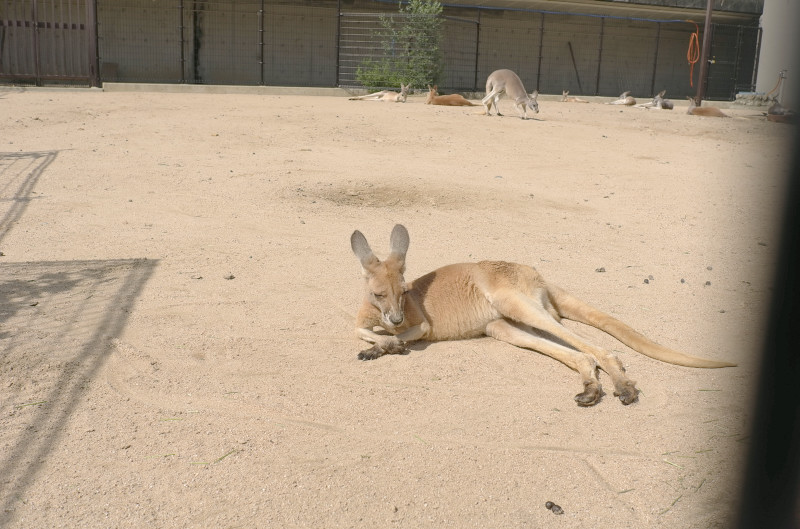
[[351, 224, 736, 407], [561, 90, 589, 103], [425, 85, 476, 106], [686, 97, 729, 117]]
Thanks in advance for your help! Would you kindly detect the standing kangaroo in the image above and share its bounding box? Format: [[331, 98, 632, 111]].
[[425, 85, 476, 106], [349, 84, 410, 103], [351, 224, 735, 407], [686, 97, 728, 117], [482, 69, 539, 119]]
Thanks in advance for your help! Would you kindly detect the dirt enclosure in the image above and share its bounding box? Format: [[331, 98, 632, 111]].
[[0, 86, 795, 528]]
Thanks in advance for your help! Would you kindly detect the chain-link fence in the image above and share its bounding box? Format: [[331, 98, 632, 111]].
[[1, 0, 761, 100]]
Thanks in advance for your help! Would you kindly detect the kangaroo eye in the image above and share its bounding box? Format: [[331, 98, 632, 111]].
[[373, 293, 385, 299]]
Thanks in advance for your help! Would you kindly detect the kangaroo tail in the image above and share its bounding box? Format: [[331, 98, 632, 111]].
[[547, 285, 736, 368]]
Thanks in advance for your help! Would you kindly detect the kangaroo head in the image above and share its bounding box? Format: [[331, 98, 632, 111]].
[[425, 85, 437, 104], [527, 91, 540, 113], [351, 224, 410, 328]]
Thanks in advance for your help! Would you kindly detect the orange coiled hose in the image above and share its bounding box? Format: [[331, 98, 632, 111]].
[[687, 21, 700, 88]]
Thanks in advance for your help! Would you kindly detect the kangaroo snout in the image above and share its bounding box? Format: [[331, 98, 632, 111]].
[[387, 312, 405, 326]]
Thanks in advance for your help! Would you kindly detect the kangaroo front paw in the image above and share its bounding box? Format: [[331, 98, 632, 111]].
[[574, 381, 604, 407], [357, 338, 408, 360], [358, 345, 385, 361], [613, 381, 639, 405]]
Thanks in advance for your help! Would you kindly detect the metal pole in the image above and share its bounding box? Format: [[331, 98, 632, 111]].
[[179, 0, 185, 83], [87, 0, 100, 87], [695, 0, 713, 104], [473, 9, 480, 91], [594, 17, 604, 95], [259, 0, 265, 85], [535, 13, 544, 92], [335, 0, 340, 87], [33, 0, 41, 85], [650, 22, 661, 96]]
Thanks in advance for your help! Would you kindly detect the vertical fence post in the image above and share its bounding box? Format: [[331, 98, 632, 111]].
[[87, 0, 100, 87], [32, 0, 41, 85], [259, 0, 265, 85], [335, 0, 341, 87], [179, 0, 186, 83], [695, 0, 713, 103], [594, 16, 604, 95], [731, 25, 743, 99], [649, 21, 660, 96], [535, 13, 544, 92], [473, 9, 480, 91]]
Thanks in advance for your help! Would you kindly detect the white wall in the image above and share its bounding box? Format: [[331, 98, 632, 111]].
[[756, 0, 800, 106]]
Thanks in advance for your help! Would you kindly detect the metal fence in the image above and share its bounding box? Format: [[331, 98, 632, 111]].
[[0, 0, 762, 100]]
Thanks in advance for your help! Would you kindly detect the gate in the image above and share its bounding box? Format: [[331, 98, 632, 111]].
[[706, 23, 761, 100], [0, 0, 98, 86]]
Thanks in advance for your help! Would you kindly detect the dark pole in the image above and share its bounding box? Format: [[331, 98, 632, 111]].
[[87, 0, 100, 87], [695, 0, 713, 104]]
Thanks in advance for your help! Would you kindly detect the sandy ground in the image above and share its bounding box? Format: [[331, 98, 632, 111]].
[[0, 86, 794, 528]]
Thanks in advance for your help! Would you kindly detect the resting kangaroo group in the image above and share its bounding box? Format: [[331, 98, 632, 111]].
[[351, 225, 736, 407]]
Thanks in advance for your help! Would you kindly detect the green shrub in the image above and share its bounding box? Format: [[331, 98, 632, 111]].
[[355, 0, 443, 91]]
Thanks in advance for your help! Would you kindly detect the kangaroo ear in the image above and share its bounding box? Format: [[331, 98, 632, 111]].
[[389, 224, 410, 268], [531, 90, 539, 99], [351, 230, 379, 269]]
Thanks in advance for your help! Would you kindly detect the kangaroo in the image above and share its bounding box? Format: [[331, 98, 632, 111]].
[[351, 224, 736, 407], [636, 90, 674, 110], [607, 91, 636, 106], [349, 83, 410, 103], [560, 90, 589, 103], [766, 100, 797, 124], [481, 69, 539, 119], [425, 85, 476, 106], [654, 90, 674, 110], [687, 97, 728, 117]]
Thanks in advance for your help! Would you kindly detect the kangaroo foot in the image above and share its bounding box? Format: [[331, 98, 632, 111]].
[[574, 381, 603, 407], [613, 380, 639, 405]]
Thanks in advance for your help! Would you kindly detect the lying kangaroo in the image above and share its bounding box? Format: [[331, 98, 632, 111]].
[[686, 97, 728, 117], [351, 224, 735, 407], [349, 83, 410, 103], [607, 91, 636, 106], [655, 90, 674, 110], [482, 69, 539, 119], [635, 90, 674, 110], [425, 85, 476, 106], [561, 90, 589, 103]]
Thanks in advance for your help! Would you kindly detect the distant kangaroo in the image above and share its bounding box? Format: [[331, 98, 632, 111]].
[[607, 91, 636, 106], [349, 84, 410, 103], [653, 90, 674, 110], [686, 97, 728, 117], [351, 224, 736, 407], [561, 90, 589, 103], [482, 69, 539, 119], [636, 90, 674, 110], [425, 85, 476, 106]]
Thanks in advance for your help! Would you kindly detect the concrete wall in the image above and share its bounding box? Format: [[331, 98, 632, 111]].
[[755, 0, 799, 107]]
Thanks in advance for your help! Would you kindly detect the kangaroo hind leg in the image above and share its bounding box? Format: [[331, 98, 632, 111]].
[[491, 289, 639, 405], [486, 319, 603, 406]]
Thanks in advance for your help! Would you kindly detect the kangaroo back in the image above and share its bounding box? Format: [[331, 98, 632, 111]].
[[547, 285, 736, 368], [687, 97, 728, 117], [487, 69, 526, 98]]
